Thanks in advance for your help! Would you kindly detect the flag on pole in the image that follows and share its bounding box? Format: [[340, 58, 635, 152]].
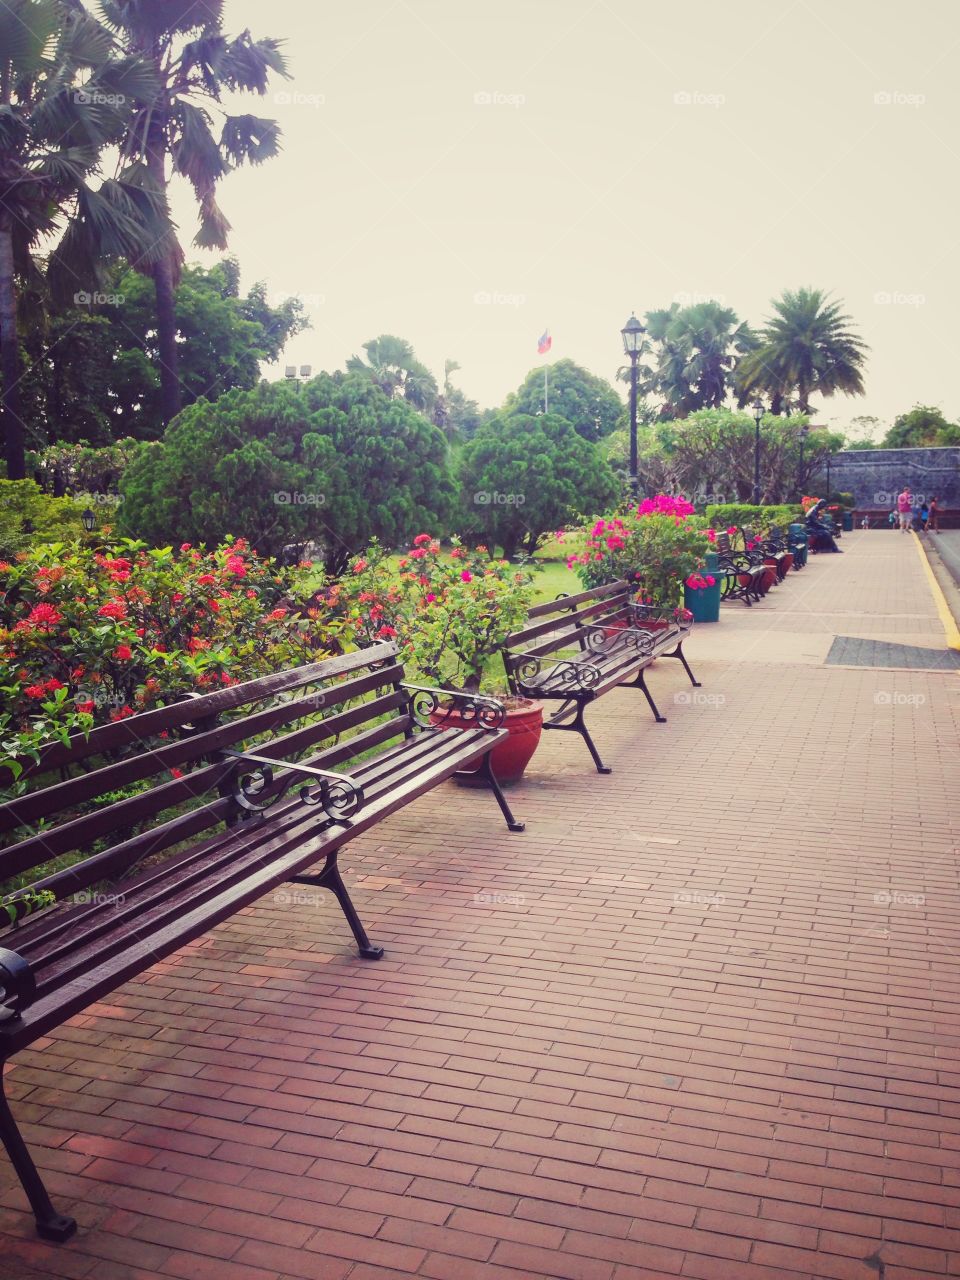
[[537, 329, 552, 355]]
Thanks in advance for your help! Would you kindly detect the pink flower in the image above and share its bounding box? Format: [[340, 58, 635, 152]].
[[352, 559, 367, 573], [425, 593, 437, 603], [460, 570, 473, 582], [413, 533, 432, 546], [409, 549, 426, 560]]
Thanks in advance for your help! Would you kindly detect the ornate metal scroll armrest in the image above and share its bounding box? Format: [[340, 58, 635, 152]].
[[222, 749, 365, 822], [0, 946, 36, 1023], [502, 649, 602, 692], [401, 683, 506, 731]]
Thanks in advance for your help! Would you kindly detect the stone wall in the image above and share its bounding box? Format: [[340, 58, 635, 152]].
[[821, 447, 960, 512]]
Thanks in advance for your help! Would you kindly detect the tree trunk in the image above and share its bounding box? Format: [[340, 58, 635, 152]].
[[152, 253, 181, 425], [0, 222, 25, 480], [145, 135, 181, 427]]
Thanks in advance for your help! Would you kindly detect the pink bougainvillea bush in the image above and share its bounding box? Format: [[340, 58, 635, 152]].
[[566, 495, 712, 609], [0, 539, 319, 781]]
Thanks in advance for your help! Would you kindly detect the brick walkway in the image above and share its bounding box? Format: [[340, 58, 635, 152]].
[[2, 532, 960, 1280]]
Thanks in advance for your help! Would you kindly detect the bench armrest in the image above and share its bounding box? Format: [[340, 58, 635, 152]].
[[401, 683, 506, 731], [223, 749, 365, 822], [625, 603, 691, 638], [502, 649, 604, 692]]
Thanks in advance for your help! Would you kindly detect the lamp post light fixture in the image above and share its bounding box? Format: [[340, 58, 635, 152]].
[[81, 508, 96, 534], [751, 397, 764, 505], [620, 313, 645, 499], [284, 364, 313, 388]]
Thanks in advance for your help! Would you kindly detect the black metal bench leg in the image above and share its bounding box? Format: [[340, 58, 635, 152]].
[[572, 704, 612, 774], [674, 644, 701, 688], [294, 856, 384, 960], [479, 753, 525, 832], [0, 1069, 76, 1241], [635, 669, 667, 723]]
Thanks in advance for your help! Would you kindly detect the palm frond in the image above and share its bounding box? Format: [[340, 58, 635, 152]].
[[219, 113, 280, 165]]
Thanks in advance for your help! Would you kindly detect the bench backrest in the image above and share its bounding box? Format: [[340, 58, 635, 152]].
[[0, 642, 409, 903], [500, 580, 637, 684]]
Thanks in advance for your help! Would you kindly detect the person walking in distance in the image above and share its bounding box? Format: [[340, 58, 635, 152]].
[[928, 496, 939, 533], [897, 487, 912, 532]]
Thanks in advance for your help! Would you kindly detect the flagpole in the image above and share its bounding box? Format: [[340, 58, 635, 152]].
[[544, 365, 549, 414]]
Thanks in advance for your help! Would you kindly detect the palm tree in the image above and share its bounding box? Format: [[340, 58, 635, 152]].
[[738, 288, 868, 415], [347, 335, 439, 414], [0, 0, 169, 479], [621, 301, 757, 418], [100, 0, 288, 426]]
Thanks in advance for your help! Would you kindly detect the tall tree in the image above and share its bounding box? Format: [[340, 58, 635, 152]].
[[346, 335, 439, 414], [503, 359, 622, 440], [101, 0, 288, 426], [629, 301, 757, 418], [0, 0, 169, 478], [882, 404, 960, 448], [20, 258, 308, 445], [737, 288, 868, 415], [432, 358, 480, 440]]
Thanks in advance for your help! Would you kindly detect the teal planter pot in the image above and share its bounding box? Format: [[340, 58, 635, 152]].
[[842, 511, 853, 532], [789, 522, 808, 567], [683, 552, 721, 622]]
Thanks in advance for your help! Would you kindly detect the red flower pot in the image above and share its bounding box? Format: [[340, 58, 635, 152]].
[[430, 697, 543, 785]]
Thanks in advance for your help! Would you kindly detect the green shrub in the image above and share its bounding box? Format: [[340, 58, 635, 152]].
[[0, 480, 90, 558], [705, 503, 803, 534]]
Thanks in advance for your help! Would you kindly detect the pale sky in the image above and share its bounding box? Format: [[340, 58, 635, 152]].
[[169, 0, 960, 434]]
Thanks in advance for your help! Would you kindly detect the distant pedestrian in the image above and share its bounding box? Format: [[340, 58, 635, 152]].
[[860, 513, 870, 529], [888, 508, 897, 530], [929, 496, 939, 532], [896, 487, 912, 531], [920, 500, 929, 531]]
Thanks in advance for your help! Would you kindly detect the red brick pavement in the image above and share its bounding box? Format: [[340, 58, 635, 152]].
[[1, 533, 959, 1280]]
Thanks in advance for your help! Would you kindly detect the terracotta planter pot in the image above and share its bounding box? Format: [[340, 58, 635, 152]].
[[430, 697, 543, 785]]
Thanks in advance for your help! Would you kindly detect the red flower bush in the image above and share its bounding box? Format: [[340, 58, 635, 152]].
[[0, 539, 319, 782]]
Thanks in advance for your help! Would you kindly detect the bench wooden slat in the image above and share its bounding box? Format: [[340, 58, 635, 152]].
[[0, 643, 399, 787], [0, 664, 406, 837]]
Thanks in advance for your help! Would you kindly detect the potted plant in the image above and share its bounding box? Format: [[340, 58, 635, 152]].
[[568, 495, 713, 627], [325, 537, 544, 784]]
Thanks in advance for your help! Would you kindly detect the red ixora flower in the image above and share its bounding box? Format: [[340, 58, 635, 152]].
[[24, 684, 47, 699], [352, 559, 367, 573], [266, 608, 287, 622], [75, 699, 95, 715], [413, 533, 432, 546], [25, 602, 63, 629], [197, 573, 217, 586], [97, 599, 127, 620], [114, 645, 133, 661]]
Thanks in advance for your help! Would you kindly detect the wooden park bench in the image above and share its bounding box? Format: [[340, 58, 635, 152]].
[[0, 642, 523, 1241], [500, 580, 701, 774]]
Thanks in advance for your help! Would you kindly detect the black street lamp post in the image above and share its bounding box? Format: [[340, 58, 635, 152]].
[[620, 313, 645, 499], [81, 508, 96, 534], [798, 424, 809, 499], [751, 398, 764, 505]]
